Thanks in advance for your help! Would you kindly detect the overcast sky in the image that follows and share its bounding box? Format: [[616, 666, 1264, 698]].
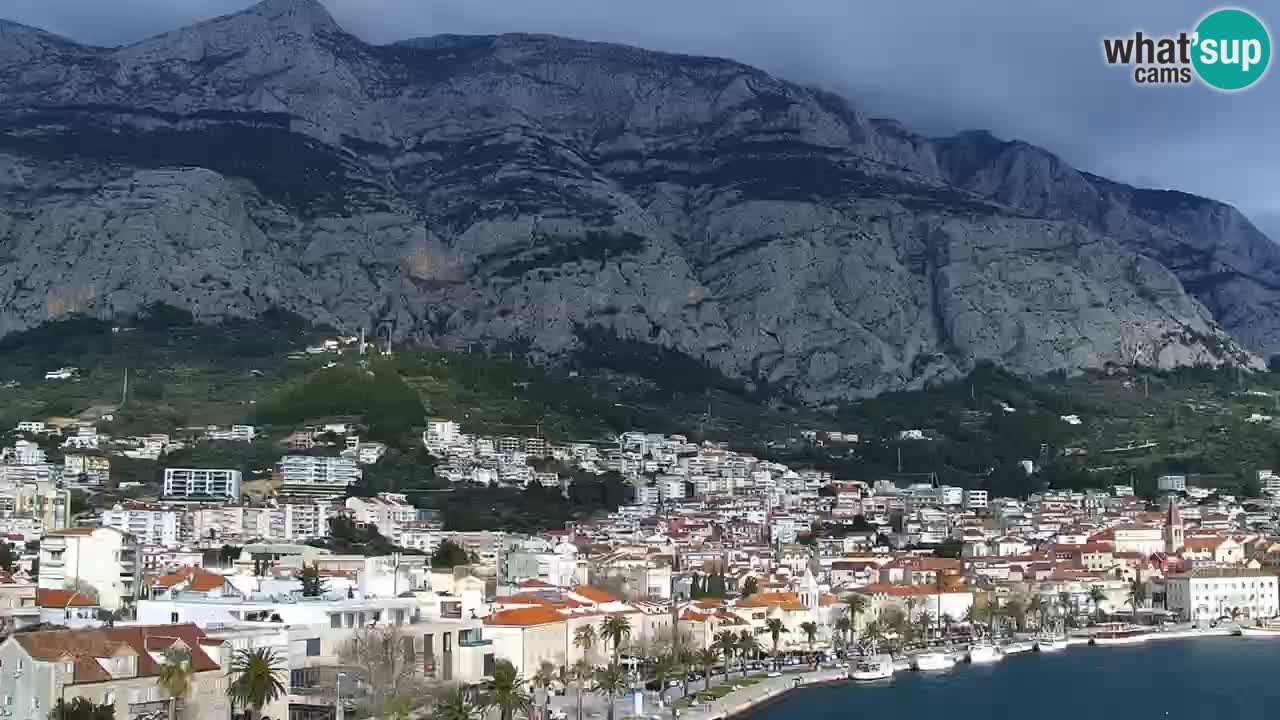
[[6, 0, 1278, 236]]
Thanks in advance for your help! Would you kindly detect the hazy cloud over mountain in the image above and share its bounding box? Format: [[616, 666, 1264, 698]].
[[5, 0, 1277, 234]]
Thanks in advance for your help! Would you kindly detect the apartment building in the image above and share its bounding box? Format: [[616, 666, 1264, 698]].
[[38, 528, 141, 612], [345, 494, 417, 541], [64, 453, 111, 485], [100, 504, 189, 548], [279, 456, 362, 496], [163, 468, 242, 500], [1165, 568, 1280, 622], [0, 624, 230, 720]]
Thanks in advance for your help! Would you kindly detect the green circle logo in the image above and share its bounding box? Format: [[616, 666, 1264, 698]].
[[1193, 8, 1271, 90]]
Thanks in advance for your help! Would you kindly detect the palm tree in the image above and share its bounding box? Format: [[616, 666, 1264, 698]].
[[736, 631, 762, 677], [832, 616, 852, 652], [881, 608, 909, 648], [226, 648, 287, 720], [487, 660, 532, 720], [916, 611, 934, 643], [1058, 591, 1075, 625], [1028, 596, 1045, 630], [765, 618, 787, 670], [1127, 578, 1148, 620], [714, 631, 737, 682], [1089, 586, 1108, 622], [570, 658, 592, 720], [940, 613, 956, 639], [158, 650, 193, 720], [52, 698, 114, 720], [845, 594, 870, 634], [653, 654, 679, 708], [798, 621, 819, 668], [600, 615, 632, 662], [696, 648, 718, 691], [675, 648, 694, 698], [594, 664, 628, 720], [533, 661, 557, 720], [859, 621, 885, 653], [574, 624, 598, 665], [434, 687, 481, 720], [1004, 599, 1027, 633]]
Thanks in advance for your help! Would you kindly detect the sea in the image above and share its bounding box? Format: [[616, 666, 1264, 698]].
[[744, 638, 1280, 720]]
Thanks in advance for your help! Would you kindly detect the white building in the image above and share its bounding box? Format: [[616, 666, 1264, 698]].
[[10, 440, 46, 466], [37, 527, 141, 612], [1157, 474, 1187, 492], [163, 468, 242, 500], [963, 489, 989, 511], [205, 424, 257, 442], [100, 504, 186, 548], [345, 494, 417, 541], [1165, 569, 1279, 623], [279, 455, 362, 495]]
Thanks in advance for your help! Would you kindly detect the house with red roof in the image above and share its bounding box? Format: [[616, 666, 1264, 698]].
[[0, 624, 231, 720]]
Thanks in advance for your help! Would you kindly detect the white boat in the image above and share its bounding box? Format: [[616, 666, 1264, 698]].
[[912, 651, 956, 671], [967, 641, 1002, 664], [1000, 641, 1034, 655], [850, 657, 895, 681], [1090, 625, 1151, 646], [1034, 635, 1068, 652]]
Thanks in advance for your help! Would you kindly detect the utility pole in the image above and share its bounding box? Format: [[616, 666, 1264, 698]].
[[120, 368, 129, 407]]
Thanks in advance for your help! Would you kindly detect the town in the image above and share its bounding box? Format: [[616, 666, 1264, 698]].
[[2, 369, 1280, 720]]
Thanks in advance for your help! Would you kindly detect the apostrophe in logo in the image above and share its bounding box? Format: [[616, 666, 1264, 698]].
[[1193, 8, 1270, 90], [1102, 7, 1271, 91]]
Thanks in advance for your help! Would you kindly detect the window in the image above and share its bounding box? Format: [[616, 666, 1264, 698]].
[[65, 662, 74, 674], [443, 632, 452, 652], [423, 633, 434, 658], [104, 692, 114, 706], [3, 696, 10, 706], [171, 612, 180, 623], [32, 698, 39, 710], [305, 638, 320, 657], [330, 614, 341, 629], [345, 613, 355, 628]]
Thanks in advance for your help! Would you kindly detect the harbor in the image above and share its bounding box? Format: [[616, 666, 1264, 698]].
[[671, 625, 1263, 720]]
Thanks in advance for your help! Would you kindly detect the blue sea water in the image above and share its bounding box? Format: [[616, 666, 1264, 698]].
[[744, 639, 1280, 720]]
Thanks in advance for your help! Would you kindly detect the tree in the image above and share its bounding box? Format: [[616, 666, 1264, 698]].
[[600, 615, 632, 661], [694, 648, 717, 691], [52, 698, 115, 720], [433, 687, 480, 720], [916, 611, 934, 643], [845, 594, 869, 635], [570, 658, 592, 720], [485, 660, 531, 720], [593, 663, 628, 720], [1028, 595, 1045, 630], [1004, 599, 1027, 632], [338, 626, 427, 719], [431, 539, 470, 568], [829, 609, 849, 650], [740, 576, 759, 597], [799, 621, 819, 668], [1089, 586, 1108, 622], [735, 631, 762, 677], [573, 624, 598, 666], [653, 654, 680, 710], [532, 661, 557, 720], [299, 562, 327, 598], [859, 621, 885, 652], [1128, 578, 1148, 617], [765, 618, 787, 669], [714, 630, 737, 682], [226, 648, 287, 720], [158, 650, 194, 720]]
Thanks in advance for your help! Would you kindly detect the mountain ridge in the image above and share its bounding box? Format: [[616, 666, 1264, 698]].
[[0, 0, 1271, 401]]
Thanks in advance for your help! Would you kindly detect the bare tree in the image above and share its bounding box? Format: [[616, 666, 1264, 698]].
[[338, 625, 430, 718]]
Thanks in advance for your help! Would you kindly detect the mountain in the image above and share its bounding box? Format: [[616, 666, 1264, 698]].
[[0, 0, 1269, 401]]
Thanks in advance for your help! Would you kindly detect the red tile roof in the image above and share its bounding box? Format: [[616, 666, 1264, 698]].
[[483, 607, 566, 627], [36, 589, 98, 608], [152, 566, 228, 593], [12, 624, 219, 684]]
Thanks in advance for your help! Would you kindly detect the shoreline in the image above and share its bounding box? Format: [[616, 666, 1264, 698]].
[[694, 630, 1250, 720]]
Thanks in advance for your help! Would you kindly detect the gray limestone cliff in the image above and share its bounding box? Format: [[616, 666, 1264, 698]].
[[0, 0, 1268, 400]]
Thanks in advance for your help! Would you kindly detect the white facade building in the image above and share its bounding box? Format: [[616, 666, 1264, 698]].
[[1165, 569, 1279, 622], [964, 489, 989, 511], [163, 467, 242, 500], [279, 456, 362, 495], [37, 527, 141, 611]]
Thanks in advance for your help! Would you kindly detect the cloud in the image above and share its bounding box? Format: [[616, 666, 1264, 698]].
[[4, 0, 1277, 232]]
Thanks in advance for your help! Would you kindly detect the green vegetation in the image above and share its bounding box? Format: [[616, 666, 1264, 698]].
[[430, 539, 470, 568]]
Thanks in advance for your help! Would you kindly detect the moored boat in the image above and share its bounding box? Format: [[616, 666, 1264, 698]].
[[1239, 619, 1280, 637], [851, 657, 895, 680], [967, 640, 1002, 664], [1035, 635, 1068, 652], [1090, 625, 1151, 646], [913, 650, 956, 671], [1000, 640, 1034, 655]]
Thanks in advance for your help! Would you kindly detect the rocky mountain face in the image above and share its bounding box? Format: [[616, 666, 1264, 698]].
[[0, 0, 1270, 401]]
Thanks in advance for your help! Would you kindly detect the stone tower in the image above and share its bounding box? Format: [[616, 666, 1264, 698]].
[[1164, 496, 1184, 554]]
